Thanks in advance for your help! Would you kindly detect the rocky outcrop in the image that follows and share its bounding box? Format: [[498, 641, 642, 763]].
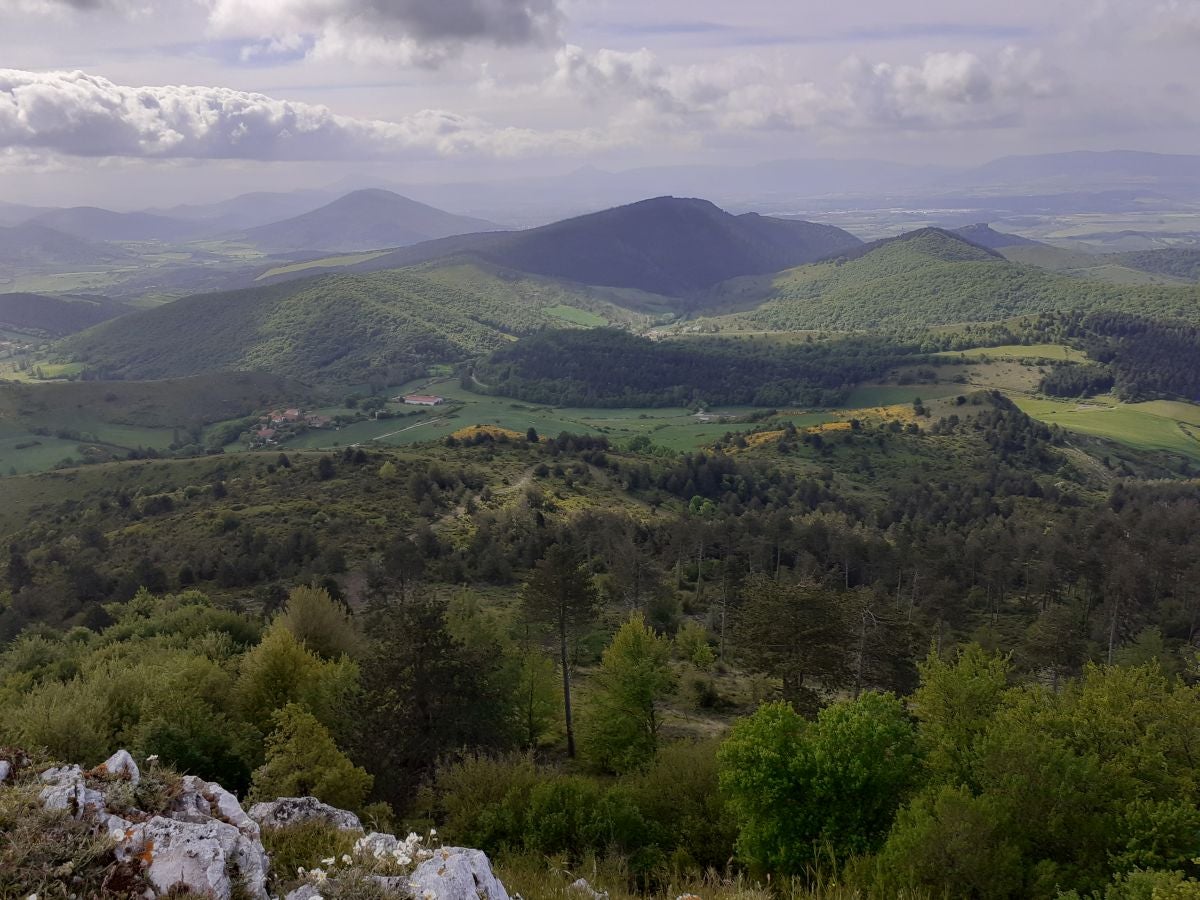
[[410, 847, 512, 900], [113, 815, 269, 900], [32, 750, 268, 900], [8, 748, 513, 900], [249, 795, 363, 831]]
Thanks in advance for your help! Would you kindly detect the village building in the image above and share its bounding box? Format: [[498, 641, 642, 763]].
[[399, 394, 446, 406]]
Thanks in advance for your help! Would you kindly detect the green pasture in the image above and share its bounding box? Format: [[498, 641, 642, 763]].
[[1014, 396, 1200, 459]]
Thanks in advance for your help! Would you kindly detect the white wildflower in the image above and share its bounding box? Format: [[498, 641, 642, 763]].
[[321, 857, 335, 867], [429, 827, 437, 836], [109, 828, 126, 841], [309, 868, 328, 884], [342, 854, 353, 864], [145, 755, 159, 763]]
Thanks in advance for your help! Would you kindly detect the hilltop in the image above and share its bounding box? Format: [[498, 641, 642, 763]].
[[241, 189, 499, 253], [1113, 248, 1200, 282], [347, 196, 863, 297], [706, 227, 1200, 331]]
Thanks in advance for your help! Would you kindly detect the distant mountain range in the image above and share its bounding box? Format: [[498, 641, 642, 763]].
[[238, 189, 499, 253], [27, 207, 202, 243], [0, 223, 133, 271], [326, 196, 863, 296]]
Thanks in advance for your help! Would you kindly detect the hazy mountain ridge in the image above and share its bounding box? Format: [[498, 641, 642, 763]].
[[239, 189, 500, 253], [343, 197, 863, 297]]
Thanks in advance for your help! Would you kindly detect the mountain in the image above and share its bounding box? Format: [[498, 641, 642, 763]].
[[239, 189, 500, 253], [0, 201, 53, 228], [0, 292, 129, 336], [0, 223, 134, 270], [953, 223, 1042, 250], [349, 197, 864, 297], [28, 207, 199, 243], [60, 263, 662, 383], [708, 227, 1200, 331], [150, 189, 335, 233]]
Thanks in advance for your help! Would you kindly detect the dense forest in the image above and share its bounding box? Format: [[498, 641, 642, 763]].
[[470, 328, 934, 408], [4, 392, 1200, 897]]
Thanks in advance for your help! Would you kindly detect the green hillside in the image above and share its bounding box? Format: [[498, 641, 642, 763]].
[[1113, 248, 1200, 282], [0, 292, 130, 336], [60, 263, 661, 383], [0, 372, 308, 429], [704, 228, 1200, 331]]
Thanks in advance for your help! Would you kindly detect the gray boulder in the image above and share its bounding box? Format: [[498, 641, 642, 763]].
[[39, 765, 106, 819], [0, 760, 10, 783], [249, 795, 363, 831], [114, 815, 269, 900], [97, 749, 140, 785], [173, 774, 261, 841], [409, 847, 510, 900]]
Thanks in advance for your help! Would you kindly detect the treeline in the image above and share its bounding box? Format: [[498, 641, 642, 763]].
[[470, 328, 933, 408], [1033, 311, 1200, 401]]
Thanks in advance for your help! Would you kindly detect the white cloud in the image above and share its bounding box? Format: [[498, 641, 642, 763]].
[[0, 67, 609, 160], [547, 44, 1065, 135]]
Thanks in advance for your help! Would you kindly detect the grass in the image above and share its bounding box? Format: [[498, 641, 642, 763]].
[[544, 304, 609, 326], [1014, 396, 1200, 459], [257, 250, 392, 280], [934, 343, 1085, 363]]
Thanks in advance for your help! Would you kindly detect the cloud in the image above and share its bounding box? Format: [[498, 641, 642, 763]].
[[0, 67, 606, 160], [548, 44, 1066, 135], [204, 0, 563, 66]]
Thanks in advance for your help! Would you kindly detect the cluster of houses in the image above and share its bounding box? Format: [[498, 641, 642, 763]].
[[252, 408, 333, 446]]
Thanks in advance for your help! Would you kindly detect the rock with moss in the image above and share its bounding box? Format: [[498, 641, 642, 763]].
[[113, 814, 269, 899], [409, 847, 511, 900]]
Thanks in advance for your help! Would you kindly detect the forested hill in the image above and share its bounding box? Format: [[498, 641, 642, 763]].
[[1113, 248, 1200, 282], [59, 264, 654, 383], [0, 292, 129, 336], [471, 328, 926, 407], [713, 227, 1200, 331], [348, 197, 863, 297]]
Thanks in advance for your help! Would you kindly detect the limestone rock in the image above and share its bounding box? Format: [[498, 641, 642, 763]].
[[249, 795, 363, 832], [173, 775, 261, 841], [0, 760, 10, 783], [114, 814, 269, 900], [409, 847, 511, 900], [39, 764, 106, 819], [97, 749, 140, 785]]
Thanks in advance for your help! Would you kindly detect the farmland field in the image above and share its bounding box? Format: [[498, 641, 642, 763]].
[[1014, 396, 1200, 459]]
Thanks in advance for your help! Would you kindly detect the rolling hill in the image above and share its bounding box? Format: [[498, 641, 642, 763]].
[[60, 262, 663, 383], [705, 228, 1200, 331], [28, 207, 199, 243], [347, 196, 864, 297], [0, 292, 130, 336], [0, 223, 134, 271], [240, 189, 499, 253]]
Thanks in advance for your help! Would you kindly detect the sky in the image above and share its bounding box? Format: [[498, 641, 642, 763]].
[[0, 0, 1198, 207]]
